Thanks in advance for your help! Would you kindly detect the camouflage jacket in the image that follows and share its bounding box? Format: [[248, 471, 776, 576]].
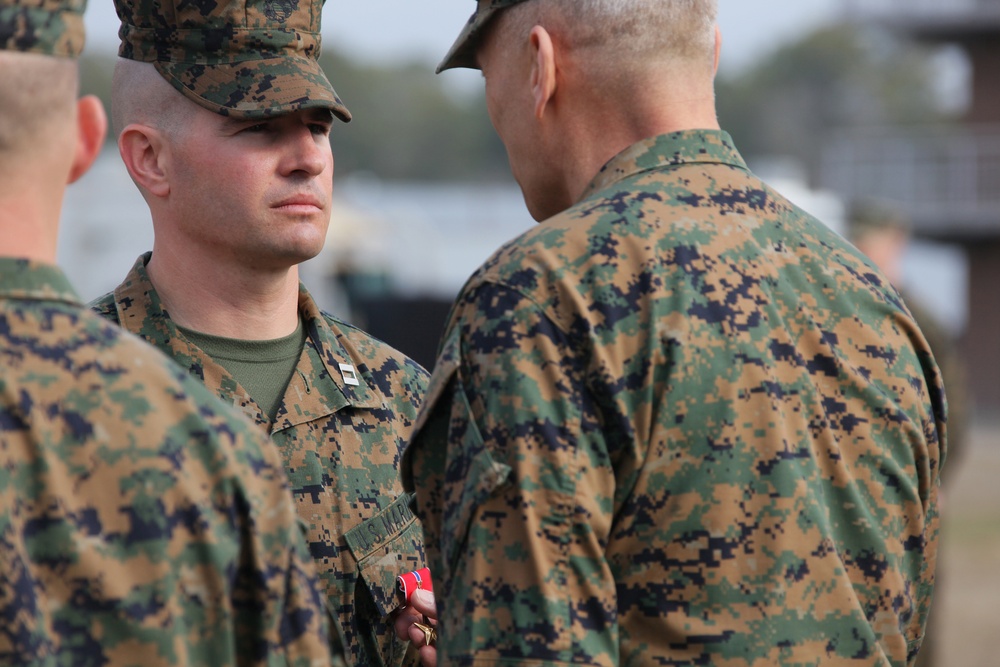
[[0, 258, 336, 666], [91, 254, 428, 667], [402, 130, 947, 667]]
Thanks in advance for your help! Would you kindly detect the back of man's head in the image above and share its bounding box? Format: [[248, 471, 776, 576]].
[[0, 0, 85, 166], [437, 0, 721, 222], [1, 0, 106, 261], [439, 0, 718, 78], [0, 53, 77, 159]]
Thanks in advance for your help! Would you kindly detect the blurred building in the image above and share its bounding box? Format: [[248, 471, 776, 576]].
[[313, 178, 536, 370], [824, 0, 1000, 419]]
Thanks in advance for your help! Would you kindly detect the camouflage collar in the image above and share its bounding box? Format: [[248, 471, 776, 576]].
[[0, 257, 80, 304], [106, 253, 379, 427], [582, 129, 747, 202]]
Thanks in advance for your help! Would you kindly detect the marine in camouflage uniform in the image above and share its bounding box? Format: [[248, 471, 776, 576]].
[[92, 256, 429, 666], [402, 1, 947, 665], [0, 1, 336, 664], [1, 261, 338, 667], [89, 0, 429, 663]]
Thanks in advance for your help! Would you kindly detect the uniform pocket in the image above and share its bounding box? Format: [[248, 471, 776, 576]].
[[438, 364, 512, 574], [343, 493, 425, 618]]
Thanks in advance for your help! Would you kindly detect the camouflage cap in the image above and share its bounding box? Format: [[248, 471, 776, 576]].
[[115, 0, 351, 121], [0, 0, 86, 57], [437, 0, 527, 73]]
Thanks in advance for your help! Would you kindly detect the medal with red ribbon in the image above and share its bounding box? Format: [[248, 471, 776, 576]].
[[397, 567, 433, 605]]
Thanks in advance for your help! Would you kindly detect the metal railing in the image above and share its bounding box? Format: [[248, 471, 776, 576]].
[[842, 0, 1000, 18], [821, 125, 1000, 237]]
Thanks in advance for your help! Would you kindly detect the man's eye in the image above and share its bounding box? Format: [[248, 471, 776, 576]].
[[310, 123, 332, 136], [243, 123, 269, 133]]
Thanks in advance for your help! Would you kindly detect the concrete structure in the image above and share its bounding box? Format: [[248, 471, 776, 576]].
[[824, 0, 1000, 418]]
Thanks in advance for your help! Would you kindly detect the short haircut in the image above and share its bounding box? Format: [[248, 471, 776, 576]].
[[111, 58, 192, 141], [495, 0, 717, 74], [0, 52, 77, 157]]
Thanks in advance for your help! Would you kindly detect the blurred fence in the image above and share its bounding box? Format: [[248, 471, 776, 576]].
[[842, 0, 1000, 19], [821, 124, 1000, 239]]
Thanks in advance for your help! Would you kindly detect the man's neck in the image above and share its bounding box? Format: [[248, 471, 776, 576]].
[[0, 184, 63, 262], [145, 245, 302, 340], [559, 76, 720, 212]]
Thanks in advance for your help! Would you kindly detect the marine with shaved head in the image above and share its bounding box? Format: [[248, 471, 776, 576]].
[[399, 1, 947, 665], [90, 0, 429, 664], [0, 0, 336, 664]]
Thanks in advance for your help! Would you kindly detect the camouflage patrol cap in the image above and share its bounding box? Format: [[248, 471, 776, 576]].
[[437, 0, 527, 73], [0, 0, 86, 57], [115, 0, 351, 121]]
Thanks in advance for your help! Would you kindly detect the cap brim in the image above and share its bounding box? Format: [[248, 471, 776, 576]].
[[436, 11, 484, 73], [155, 55, 351, 122], [436, 3, 511, 73]]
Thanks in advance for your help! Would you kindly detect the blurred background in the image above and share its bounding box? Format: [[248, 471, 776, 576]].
[[61, 1, 998, 664]]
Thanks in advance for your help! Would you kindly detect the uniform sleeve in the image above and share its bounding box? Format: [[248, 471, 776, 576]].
[[411, 281, 619, 666], [221, 419, 340, 667], [0, 353, 338, 667]]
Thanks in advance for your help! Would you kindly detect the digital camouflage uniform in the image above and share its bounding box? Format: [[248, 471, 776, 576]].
[[403, 130, 946, 666], [103, 0, 425, 660], [92, 254, 429, 667], [0, 259, 337, 666]]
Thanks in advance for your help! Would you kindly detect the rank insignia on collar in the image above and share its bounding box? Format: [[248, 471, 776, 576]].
[[338, 363, 360, 386]]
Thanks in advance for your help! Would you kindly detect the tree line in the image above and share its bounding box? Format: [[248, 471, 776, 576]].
[[80, 22, 957, 185]]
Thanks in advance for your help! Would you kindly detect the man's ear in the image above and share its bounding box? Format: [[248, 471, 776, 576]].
[[118, 120, 171, 198], [529, 25, 557, 120], [68, 95, 107, 184]]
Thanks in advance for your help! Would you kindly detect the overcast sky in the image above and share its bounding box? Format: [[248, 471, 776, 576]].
[[84, 0, 846, 76]]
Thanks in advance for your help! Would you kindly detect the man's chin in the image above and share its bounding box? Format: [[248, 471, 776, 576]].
[[245, 242, 327, 272]]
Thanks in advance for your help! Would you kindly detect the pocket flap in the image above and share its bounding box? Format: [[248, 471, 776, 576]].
[[400, 327, 512, 577], [343, 493, 424, 618]]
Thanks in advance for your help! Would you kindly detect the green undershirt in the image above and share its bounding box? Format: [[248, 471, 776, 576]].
[[178, 320, 306, 422]]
